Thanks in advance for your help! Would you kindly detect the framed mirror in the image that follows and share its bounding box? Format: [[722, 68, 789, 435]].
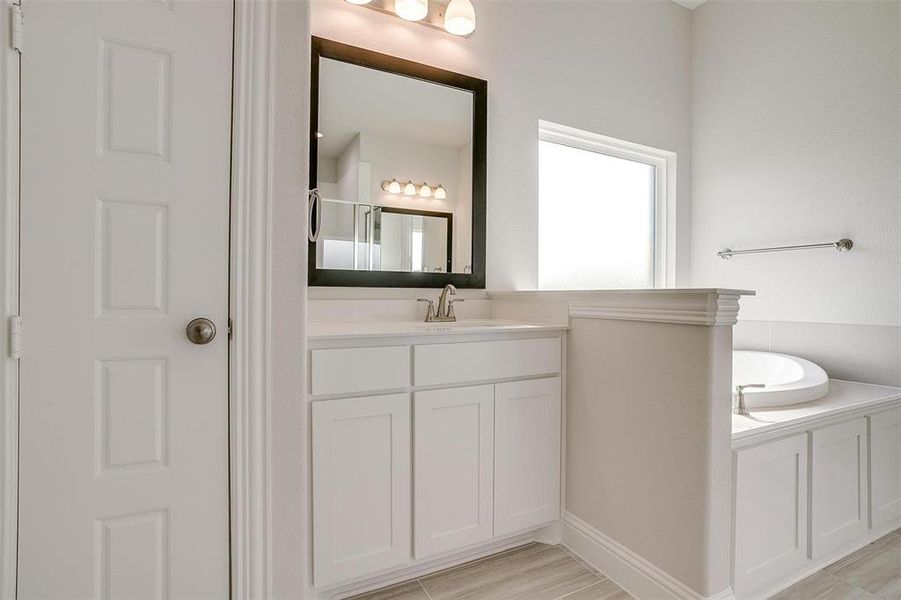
[[309, 37, 487, 288]]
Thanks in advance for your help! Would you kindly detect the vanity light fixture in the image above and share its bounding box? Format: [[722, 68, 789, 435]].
[[394, 0, 428, 21], [444, 0, 476, 36], [433, 184, 447, 199], [403, 180, 418, 196], [381, 178, 402, 194], [342, 0, 476, 37], [419, 183, 433, 198]]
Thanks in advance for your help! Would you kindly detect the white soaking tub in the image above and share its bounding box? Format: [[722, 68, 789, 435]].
[[732, 350, 829, 408]]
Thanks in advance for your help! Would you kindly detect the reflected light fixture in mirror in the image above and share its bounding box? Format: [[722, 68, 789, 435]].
[[444, 0, 476, 35], [381, 178, 402, 194], [395, 0, 428, 21]]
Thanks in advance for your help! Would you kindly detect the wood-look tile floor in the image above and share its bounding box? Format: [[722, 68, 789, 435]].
[[771, 528, 901, 600], [348, 543, 633, 600]]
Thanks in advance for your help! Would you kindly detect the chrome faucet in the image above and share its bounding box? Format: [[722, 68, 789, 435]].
[[418, 284, 465, 323], [733, 384, 765, 416]]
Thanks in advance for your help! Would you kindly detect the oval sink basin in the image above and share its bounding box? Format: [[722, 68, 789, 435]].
[[733, 351, 829, 408]]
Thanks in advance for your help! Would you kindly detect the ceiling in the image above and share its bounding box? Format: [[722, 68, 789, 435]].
[[318, 58, 473, 160]]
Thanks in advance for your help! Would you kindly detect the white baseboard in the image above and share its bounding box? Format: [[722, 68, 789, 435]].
[[562, 512, 734, 600]]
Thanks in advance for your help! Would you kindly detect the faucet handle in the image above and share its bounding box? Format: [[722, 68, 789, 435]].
[[417, 298, 436, 322], [447, 297, 465, 319]]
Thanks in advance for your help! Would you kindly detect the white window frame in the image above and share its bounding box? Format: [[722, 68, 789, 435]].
[[538, 120, 677, 288]]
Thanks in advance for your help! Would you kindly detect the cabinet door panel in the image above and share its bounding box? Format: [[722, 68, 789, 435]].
[[811, 418, 868, 559], [312, 393, 411, 587], [494, 377, 561, 536], [870, 408, 901, 530], [734, 434, 809, 596], [414, 385, 494, 558]]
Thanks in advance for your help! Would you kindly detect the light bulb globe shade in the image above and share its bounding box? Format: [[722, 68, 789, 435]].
[[387, 179, 401, 194], [419, 183, 432, 198], [345, 0, 372, 5], [395, 0, 428, 21], [403, 180, 417, 196], [444, 0, 475, 35], [434, 184, 447, 199]]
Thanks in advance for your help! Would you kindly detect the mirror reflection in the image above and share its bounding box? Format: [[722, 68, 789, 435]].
[[316, 57, 473, 274]]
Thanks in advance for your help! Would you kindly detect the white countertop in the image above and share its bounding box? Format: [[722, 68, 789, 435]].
[[307, 319, 568, 341], [732, 379, 901, 442]]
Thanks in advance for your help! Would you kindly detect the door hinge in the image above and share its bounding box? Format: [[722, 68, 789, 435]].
[[9, 315, 21, 359], [9, 3, 23, 54]]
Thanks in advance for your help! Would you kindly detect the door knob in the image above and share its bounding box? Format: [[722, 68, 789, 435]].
[[186, 318, 217, 345]]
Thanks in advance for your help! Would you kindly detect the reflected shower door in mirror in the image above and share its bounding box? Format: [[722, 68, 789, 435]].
[[318, 201, 453, 274], [310, 37, 486, 288]]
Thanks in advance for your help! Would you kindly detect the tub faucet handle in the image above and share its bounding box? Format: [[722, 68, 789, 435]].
[[733, 384, 766, 417]]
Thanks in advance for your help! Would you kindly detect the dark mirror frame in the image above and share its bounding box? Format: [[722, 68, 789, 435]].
[[309, 37, 488, 288]]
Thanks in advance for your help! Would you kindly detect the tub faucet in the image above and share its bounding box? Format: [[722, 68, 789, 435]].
[[733, 384, 765, 416], [418, 284, 464, 323]]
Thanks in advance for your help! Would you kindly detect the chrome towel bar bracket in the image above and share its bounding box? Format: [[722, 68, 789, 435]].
[[718, 238, 853, 260]]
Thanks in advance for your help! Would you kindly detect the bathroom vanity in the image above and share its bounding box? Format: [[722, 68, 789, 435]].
[[731, 381, 901, 599], [307, 321, 567, 591]]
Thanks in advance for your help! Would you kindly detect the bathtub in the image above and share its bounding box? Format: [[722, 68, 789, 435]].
[[732, 350, 829, 408]]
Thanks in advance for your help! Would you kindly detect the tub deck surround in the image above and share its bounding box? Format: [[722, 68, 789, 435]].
[[731, 378, 901, 598], [732, 379, 901, 444]]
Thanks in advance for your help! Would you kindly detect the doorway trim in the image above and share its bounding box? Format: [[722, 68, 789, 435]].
[[230, 0, 280, 597]]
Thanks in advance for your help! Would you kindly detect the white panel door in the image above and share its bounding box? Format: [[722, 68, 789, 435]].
[[870, 408, 901, 529], [811, 418, 868, 559], [312, 393, 412, 587], [494, 377, 561, 536], [414, 385, 494, 558], [18, 1, 232, 598], [734, 434, 809, 597]]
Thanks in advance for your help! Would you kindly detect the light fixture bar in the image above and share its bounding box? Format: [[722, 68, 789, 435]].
[[359, 0, 472, 36]]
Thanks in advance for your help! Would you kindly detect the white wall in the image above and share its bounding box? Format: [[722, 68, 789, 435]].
[[311, 0, 693, 290], [690, 0, 901, 386], [691, 0, 901, 326]]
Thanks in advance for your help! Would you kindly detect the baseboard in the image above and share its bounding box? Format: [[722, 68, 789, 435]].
[[562, 512, 735, 600]]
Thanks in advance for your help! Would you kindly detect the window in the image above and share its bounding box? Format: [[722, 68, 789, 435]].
[[538, 121, 675, 290]]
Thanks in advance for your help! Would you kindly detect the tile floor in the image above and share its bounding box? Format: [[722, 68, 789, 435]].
[[773, 528, 901, 600], [348, 543, 633, 600], [351, 528, 901, 600]]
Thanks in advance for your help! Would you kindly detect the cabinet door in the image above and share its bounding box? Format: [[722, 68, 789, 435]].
[[494, 377, 561, 536], [811, 418, 868, 559], [870, 408, 901, 530], [312, 394, 411, 587], [734, 434, 809, 596], [414, 385, 494, 558]]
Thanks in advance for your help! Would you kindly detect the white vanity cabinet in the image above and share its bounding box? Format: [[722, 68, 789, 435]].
[[870, 407, 901, 529], [414, 385, 495, 558], [733, 433, 809, 596], [495, 377, 562, 536], [311, 393, 412, 588], [810, 418, 868, 559], [309, 327, 565, 590]]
